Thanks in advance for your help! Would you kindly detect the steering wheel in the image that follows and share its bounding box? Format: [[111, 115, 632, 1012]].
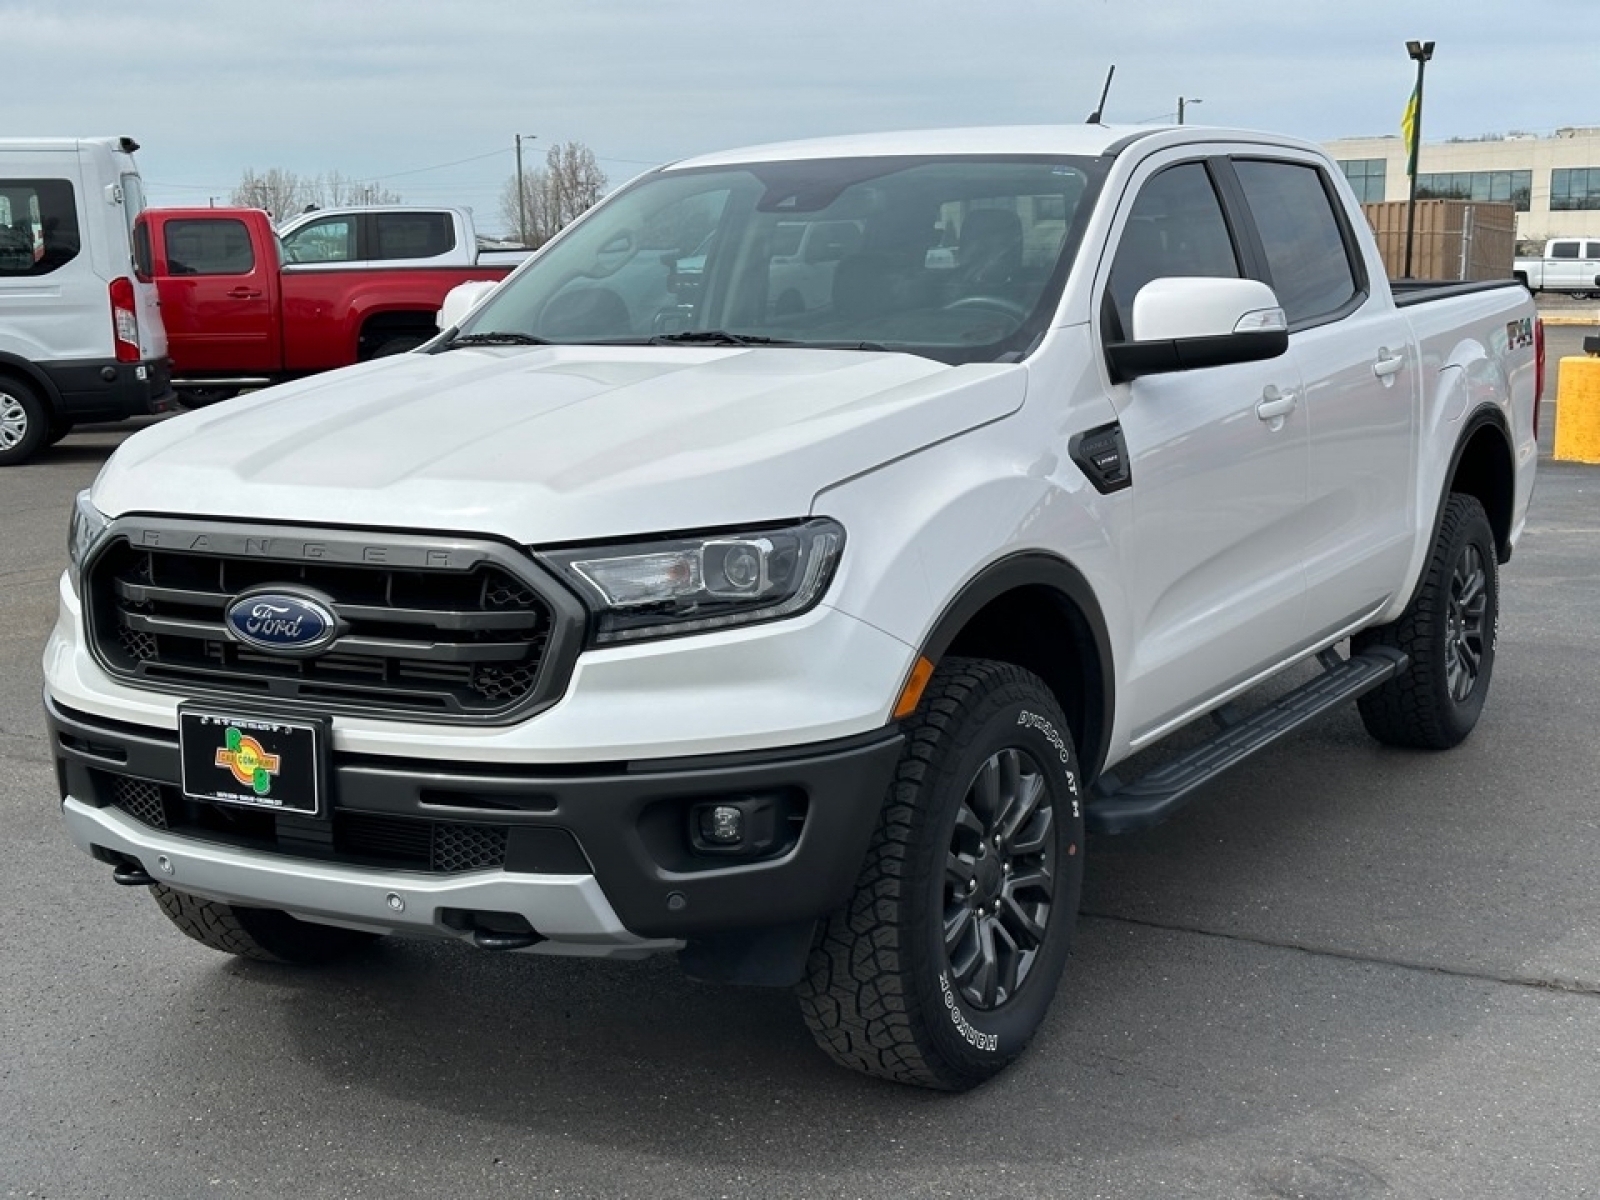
[[940, 295, 1030, 320]]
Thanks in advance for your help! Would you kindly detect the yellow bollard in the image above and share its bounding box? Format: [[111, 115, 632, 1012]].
[[1554, 356, 1600, 464]]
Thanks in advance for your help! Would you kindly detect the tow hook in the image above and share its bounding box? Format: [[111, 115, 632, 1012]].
[[111, 862, 156, 886], [472, 929, 542, 952]]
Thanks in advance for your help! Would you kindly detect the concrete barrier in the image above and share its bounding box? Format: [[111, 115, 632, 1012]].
[[1554, 356, 1600, 464]]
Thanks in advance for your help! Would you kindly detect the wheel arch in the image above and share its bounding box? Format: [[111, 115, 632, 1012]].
[[916, 553, 1114, 782], [1445, 406, 1515, 564], [355, 308, 444, 360], [0, 353, 65, 415]]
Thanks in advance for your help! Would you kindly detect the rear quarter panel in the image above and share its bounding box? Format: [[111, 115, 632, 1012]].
[[278, 266, 512, 371], [1388, 285, 1538, 620]]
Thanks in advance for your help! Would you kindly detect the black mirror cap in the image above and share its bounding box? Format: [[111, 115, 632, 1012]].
[[1106, 328, 1289, 384]]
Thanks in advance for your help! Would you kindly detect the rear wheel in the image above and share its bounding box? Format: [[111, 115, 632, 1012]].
[[0, 376, 49, 466], [797, 658, 1085, 1090], [45, 415, 74, 446], [175, 386, 239, 410], [1353, 493, 1498, 749], [152, 885, 380, 964], [368, 334, 429, 359]]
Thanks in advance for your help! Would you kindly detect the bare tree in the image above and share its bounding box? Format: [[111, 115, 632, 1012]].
[[231, 168, 313, 218], [322, 171, 402, 207], [230, 169, 401, 217], [499, 141, 608, 246]]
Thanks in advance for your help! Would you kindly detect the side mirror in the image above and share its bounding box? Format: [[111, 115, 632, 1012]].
[[437, 279, 502, 331], [1107, 277, 1289, 383]]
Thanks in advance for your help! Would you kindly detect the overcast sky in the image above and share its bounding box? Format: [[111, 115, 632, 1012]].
[[10, 0, 1596, 235]]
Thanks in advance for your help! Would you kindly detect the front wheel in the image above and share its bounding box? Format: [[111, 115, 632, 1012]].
[[797, 658, 1085, 1090], [152, 885, 380, 964], [1353, 493, 1498, 749]]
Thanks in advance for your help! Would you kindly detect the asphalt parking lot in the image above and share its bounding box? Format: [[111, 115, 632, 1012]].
[[1, 324, 1596, 1199]]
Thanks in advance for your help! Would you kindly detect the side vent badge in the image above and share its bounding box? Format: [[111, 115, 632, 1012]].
[[1069, 422, 1133, 495]]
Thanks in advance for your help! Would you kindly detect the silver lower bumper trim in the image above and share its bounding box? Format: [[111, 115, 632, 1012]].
[[62, 798, 678, 957]]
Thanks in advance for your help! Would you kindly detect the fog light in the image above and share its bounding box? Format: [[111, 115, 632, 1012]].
[[700, 804, 744, 845], [687, 793, 798, 858]]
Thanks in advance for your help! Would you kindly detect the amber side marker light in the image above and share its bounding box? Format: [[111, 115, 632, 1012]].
[[892, 656, 936, 720]]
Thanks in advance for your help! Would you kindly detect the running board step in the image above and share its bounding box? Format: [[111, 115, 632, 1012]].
[[1087, 647, 1408, 835]]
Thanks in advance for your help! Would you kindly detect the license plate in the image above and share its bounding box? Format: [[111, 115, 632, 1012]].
[[179, 708, 326, 816]]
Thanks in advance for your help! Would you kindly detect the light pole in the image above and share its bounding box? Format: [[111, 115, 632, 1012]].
[[1177, 97, 1201, 125], [1402, 40, 1434, 278], [514, 133, 537, 246]]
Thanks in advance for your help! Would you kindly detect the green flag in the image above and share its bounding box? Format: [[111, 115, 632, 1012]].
[[1401, 84, 1420, 177]]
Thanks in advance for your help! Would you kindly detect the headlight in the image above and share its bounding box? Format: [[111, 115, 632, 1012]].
[[539, 518, 844, 644], [68, 489, 109, 591]]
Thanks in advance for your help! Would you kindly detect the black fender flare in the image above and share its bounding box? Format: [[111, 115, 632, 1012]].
[[1438, 402, 1516, 563], [916, 551, 1115, 780], [0, 352, 66, 417]]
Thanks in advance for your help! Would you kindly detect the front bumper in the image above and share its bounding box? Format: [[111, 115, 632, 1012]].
[[48, 694, 902, 944]]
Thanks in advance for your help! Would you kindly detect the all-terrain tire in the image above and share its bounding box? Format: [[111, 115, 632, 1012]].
[[0, 375, 49, 466], [369, 334, 429, 359], [796, 658, 1085, 1090], [1353, 493, 1498, 749], [175, 386, 239, 410], [152, 885, 380, 964]]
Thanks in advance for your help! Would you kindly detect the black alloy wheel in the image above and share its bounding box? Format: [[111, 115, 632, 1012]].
[[942, 746, 1057, 1010], [1444, 540, 1490, 703]]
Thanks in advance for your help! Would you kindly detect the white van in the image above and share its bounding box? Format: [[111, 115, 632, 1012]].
[[0, 136, 172, 465]]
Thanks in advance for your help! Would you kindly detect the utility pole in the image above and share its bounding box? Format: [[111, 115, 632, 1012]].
[[1177, 97, 1201, 124], [1402, 40, 1435, 279], [515, 133, 529, 246]]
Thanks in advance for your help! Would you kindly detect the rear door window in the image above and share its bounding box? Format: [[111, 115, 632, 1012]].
[[1233, 160, 1360, 327], [0, 179, 81, 276], [372, 212, 455, 260], [164, 218, 256, 275], [1549, 241, 1579, 260]]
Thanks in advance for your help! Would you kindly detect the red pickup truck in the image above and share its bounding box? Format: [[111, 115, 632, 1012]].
[[134, 207, 521, 405]]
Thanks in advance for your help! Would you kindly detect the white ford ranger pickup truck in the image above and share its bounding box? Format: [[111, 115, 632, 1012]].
[[45, 126, 1541, 1090]]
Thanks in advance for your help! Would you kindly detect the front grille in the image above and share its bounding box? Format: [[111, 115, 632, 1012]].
[[85, 524, 577, 722], [107, 776, 508, 873], [112, 776, 168, 829]]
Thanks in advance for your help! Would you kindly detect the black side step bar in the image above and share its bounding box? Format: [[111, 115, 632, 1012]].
[[1087, 646, 1408, 835]]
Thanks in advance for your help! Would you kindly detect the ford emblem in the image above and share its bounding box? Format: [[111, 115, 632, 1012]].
[[224, 589, 339, 656]]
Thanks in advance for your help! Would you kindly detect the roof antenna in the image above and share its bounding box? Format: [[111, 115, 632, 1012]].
[[1086, 64, 1116, 124]]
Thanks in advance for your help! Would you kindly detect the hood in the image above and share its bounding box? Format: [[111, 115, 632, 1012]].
[[93, 345, 1025, 543]]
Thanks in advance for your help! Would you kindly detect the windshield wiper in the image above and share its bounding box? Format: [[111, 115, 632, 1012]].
[[649, 330, 790, 347], [441, 331, 554, 350], [649, 331, 906, 354]]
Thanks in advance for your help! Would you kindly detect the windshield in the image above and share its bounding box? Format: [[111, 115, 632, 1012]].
[[452, 154, 1105, 365]]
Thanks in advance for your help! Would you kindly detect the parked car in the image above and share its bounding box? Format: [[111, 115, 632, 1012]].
[[1513, 237, 1600, 296], [0, 136, 173, 465], [49, 125, 1540, 1090], [275, 205, 530, 269], [137, 206, 527, 406]]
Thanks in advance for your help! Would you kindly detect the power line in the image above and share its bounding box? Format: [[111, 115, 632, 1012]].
[[357, 147, 509, 182]]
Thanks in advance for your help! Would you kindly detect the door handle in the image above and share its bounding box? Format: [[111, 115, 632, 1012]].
[[1256, 386, 1297, 422], [1373, 348, 1406, 378], [226, 287, 262, 299]]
